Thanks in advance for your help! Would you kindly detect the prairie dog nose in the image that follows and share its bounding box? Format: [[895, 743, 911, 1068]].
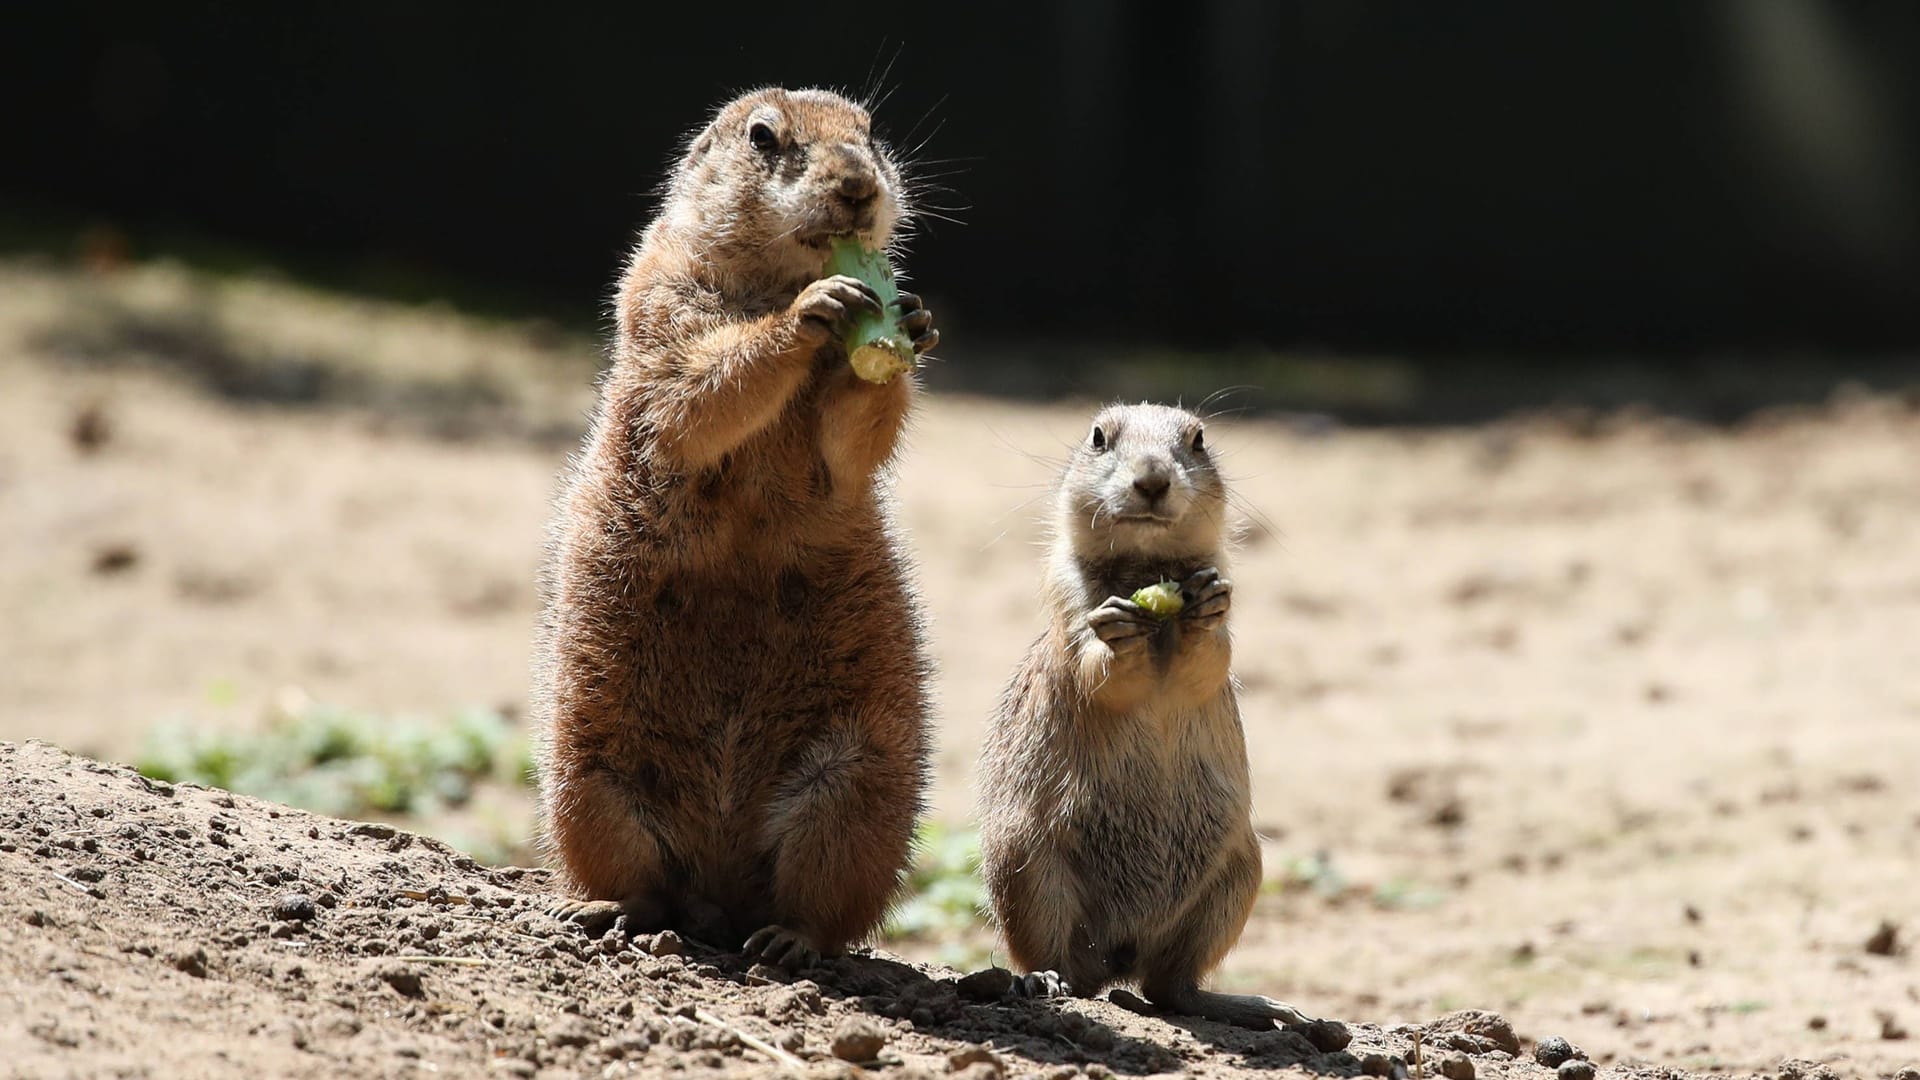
[[836, 169, 877, 204], [1132, 467, 1171, 502]]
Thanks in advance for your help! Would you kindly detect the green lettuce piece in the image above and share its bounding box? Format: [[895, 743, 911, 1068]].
[[1130, 581, 1185, 619], [824, 237, 915, 384]]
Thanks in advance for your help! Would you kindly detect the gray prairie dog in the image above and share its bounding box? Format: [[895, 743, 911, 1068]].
[[533, 87, 939, 967], [978, 403, 1334, 1032]]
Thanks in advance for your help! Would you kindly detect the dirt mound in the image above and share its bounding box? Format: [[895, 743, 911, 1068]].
[[0, 741, 1713, 1080]]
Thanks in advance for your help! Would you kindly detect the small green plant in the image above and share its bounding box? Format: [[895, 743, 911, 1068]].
[[888, 822, 985, 936], [1370, 876, 1448, 911], [886, 822, 993, 968], [1263, 850, 1347, 898], [137, 700, 531, 820]]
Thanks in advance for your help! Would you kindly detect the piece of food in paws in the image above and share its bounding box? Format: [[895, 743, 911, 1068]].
[[1129, 581, 1185, 619], [825, 237, 916, 384]]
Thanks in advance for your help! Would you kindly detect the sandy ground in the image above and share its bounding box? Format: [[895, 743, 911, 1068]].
[[3, 259, 1919, 1077], [2, 739, 1632, 1080]]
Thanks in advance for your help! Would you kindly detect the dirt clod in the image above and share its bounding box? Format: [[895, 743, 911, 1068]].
[[1299, 1019, 1353, 1052], [1557, 1061, 1597, 1080], [766, 981, 823, 1020], [1428, 1011, 1520, 1056], [948, 1045, 1003, 1075], [1776, 1059, 1840, 1080], [1444, 1032, 1494, 1054], [272, 893, 316, 922], [89, 543, 140, 576], [649, 930, 684, 957], [169, 948, 208, 978], [1078, 1022, 1116, 1051], [831, 1016, 889, 1062], [69, 403, 112, 453], [375, 963, 424, 999], [955, 966, 1015, 1002], [1867, 921, 1903, 957], [1436, 1051, 1475, 1079]]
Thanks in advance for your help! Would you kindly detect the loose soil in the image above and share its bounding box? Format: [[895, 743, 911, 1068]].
[[3, 259, 1918, 1077], [3, 740, 1681, 1080]]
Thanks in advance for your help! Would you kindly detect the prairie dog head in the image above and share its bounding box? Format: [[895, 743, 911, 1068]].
[[667, 87, 905, 284], [1058, 403, 1227, 561]]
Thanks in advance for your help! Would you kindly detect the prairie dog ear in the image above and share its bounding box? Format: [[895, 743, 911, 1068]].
[[688, 131, 715, 163]]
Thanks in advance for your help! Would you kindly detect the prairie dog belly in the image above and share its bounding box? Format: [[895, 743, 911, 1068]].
[[1054, 717, 1247, 933]]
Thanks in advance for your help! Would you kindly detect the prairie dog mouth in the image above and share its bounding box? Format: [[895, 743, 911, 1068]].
[[800, 219, 878, 248]]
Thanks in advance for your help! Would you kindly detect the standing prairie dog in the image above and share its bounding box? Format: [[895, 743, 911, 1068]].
[[978, 403, 1332, 1032], [533, 87, 938, 967]]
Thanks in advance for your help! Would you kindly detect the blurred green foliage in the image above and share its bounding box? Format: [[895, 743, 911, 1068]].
[[885, 822, 992, 964], [134, 699, 1004, 949], [136, 703, 532, 820]]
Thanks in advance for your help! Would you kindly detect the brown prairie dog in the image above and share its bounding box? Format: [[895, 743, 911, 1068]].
[[978, 403, 1339, 1034], [532, 86, 939, 968]]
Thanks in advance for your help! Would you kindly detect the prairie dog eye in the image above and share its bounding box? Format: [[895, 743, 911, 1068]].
[[749, 121, 780, 153], [1089, 425, 1108, 452], [1191, 427, 1206, 452]]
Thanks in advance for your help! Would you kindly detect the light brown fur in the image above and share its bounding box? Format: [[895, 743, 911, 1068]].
[[978, 404, 1330, 1031], [532, 87, 937, 965]]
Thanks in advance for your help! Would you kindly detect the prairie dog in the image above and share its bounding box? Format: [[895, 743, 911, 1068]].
[[533, 87, 938, 967], [978, 403, 1330, 1031]]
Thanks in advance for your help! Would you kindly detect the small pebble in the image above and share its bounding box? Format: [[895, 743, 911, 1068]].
[[273, 893, 317, 922], [1534, 1035, 1583, 1067], [1437, 1052, 1474, 1080], [1557, 1061, 1596, 1080], [648, 930, 684, 957]]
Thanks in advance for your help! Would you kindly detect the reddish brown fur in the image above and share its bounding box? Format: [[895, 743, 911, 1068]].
[[532, 87, 932, 959]]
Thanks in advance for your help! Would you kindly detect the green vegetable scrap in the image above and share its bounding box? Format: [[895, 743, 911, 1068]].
[[824, 237, 915, 384], [1130, 581, 1185, 619]]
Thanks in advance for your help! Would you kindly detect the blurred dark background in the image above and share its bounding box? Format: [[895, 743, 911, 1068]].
[[6, 3, 1918, 403]]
